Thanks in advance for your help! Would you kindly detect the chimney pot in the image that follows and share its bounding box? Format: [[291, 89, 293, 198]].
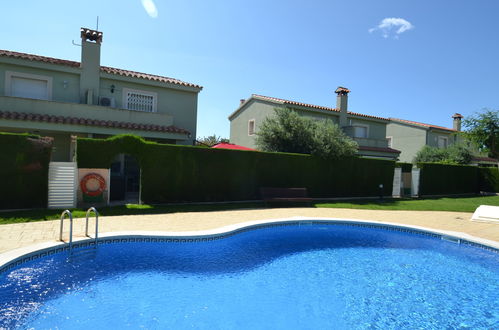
[[452, 113, 463, 131], [335, 86, 349, 127]]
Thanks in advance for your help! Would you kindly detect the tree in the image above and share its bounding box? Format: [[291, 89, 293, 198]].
[[413, 144, 473, 165], [463, 109, 499, 158], [196, 134, 229, 147], [255, 108, 358, 159]]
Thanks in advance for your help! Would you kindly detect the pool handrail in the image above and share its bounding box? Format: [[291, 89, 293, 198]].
[[85, 207, 99, 247], [59, 210, 74, 250]]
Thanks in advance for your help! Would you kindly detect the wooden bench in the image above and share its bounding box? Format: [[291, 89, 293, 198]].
[[260, 187, 313, 206]]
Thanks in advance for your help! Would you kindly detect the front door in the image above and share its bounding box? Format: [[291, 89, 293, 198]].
[[110, 154, 140, 203]]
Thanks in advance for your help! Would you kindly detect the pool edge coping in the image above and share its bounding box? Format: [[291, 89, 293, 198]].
[[1, 217, 498, 274]]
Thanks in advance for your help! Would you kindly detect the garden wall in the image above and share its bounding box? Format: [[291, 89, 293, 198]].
[[418, 162, 499, 195], [77, 135, 395, 203], [0, 132, 52, 209]]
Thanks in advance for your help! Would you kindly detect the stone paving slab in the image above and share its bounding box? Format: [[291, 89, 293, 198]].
[[0, 208, 498, 254]]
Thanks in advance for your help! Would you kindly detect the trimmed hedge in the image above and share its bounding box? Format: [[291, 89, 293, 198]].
[[77, 135, 395, 203], [418, 162, 499, 195], [396, 162, 413, 173], [478, 167, 499, 193], [0, 132, 52, 209]]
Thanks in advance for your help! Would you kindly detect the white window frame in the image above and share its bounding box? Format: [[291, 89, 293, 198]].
[[438, 136, 448, 149], [386, 136, 393, 148], [352, 124, 369, 138], [122, 88, 158, 112], [248, 119, 256, 136], [5, 70, 53, 100]]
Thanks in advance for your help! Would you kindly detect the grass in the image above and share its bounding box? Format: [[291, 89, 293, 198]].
[[315, 195, 499, 212], [0, 202, 265, 225], [0, 195, 497, 225]]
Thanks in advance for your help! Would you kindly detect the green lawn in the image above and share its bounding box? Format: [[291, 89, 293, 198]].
[[0, 202, 265, 225], [315, 195, 499, 212], [0, 196, 497, 225]]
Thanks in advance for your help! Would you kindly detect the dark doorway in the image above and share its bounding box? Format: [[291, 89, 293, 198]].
[[110, 154, 140, 204]]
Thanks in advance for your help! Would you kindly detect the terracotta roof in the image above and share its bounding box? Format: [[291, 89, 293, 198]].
[[335, 86, 350, 94], [358, 146, 401, 154], [390, 117, 456, 132], [212, 142, 256, 151], [252, 94, 389, 121], [0, 49, 202, 89], [0, 110, 190, 135]]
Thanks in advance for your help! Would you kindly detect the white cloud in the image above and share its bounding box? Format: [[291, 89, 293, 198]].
[[369, 18, 414, 39], [141, 0, 158, 18]]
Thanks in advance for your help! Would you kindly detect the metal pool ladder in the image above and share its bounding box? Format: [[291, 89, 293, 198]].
[[59, 207, 99, 251]]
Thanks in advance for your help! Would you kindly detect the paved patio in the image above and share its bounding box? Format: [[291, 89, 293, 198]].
[[1, 208, 498, 254]]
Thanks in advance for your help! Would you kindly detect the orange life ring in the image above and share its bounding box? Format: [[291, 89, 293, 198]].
[[80, 173, 106, 197]]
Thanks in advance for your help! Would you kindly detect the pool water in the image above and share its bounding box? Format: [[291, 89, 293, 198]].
[[0, 224, 498, 329]]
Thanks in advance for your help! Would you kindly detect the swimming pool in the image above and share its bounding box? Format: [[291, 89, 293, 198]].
[[1, 221, 498, 328]]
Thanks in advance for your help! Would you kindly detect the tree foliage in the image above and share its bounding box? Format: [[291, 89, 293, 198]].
[[196, 134, 229, 147], [255, 108, 358, 159], [463, 109, 498, 158], [414, 144, 473, 165]]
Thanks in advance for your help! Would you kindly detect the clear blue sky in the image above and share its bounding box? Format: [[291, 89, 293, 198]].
[[2, 0, 497, 139]]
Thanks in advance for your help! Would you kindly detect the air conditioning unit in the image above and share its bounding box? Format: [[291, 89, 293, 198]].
[[99, 97, 115, 107]]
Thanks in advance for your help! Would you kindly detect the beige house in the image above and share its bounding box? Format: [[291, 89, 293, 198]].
[[229, 87, 401, 160], [0, 28, 202, 162], [387, 115, 498, 166]]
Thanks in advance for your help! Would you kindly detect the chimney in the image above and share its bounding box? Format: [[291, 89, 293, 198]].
[[335, 86, 350, 127], [240, 99, 246, 105], [80, 27, 103, 105], [452, 113, 463, 131]]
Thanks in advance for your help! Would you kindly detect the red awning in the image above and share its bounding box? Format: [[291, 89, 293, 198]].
[[211, 143, 256, 151]]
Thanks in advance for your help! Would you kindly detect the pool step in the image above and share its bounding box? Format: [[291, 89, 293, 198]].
[[67, 246, 98, 262], [441, 235, 460, 244]]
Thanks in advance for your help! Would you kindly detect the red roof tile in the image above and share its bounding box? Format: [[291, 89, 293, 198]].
[[390, 118, 456, 132], [0, 110, 190, 135], [252, 94, 389, 121], [211, 142, 256, 151], [358, 146, 401, 154], [0, 49, 202, 89]]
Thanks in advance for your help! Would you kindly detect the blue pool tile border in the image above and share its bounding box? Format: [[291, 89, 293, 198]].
[[0, 220, 497, 275]]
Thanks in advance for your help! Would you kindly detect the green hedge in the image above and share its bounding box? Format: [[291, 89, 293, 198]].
[[77, 135, 395, 203], [478, 167, 499, 193], [0, 132, 52, 209], [418, 162, 499, 195], [396, 162, 413, 173]]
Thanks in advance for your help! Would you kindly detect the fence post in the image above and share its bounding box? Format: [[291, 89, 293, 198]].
[[411, 168, 420, 197], [392, 167, 402, 198]]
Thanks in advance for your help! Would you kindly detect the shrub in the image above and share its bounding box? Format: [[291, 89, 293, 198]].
[[414, 144, 472, 165], [396, 162, 413, 173], [77, 135, 395, 203], [255, 108, 358, 159], [478, 167, 499, 193], [418, 163, 479, 195], [0, 132, 52, 209]]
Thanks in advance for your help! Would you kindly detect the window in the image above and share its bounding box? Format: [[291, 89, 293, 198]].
[[123, 88, 157, 112], [387, 136, 393, 148], [248, 119, 255, 136], [5, 71, 52, 100], [438, 136, 448, 148], [353, 125, 368, 138]]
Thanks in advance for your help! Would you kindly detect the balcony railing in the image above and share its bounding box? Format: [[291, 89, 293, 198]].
[[341, 125, 389, 148], [351, 137, 389, 148], [0, 95, 173, 127]]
